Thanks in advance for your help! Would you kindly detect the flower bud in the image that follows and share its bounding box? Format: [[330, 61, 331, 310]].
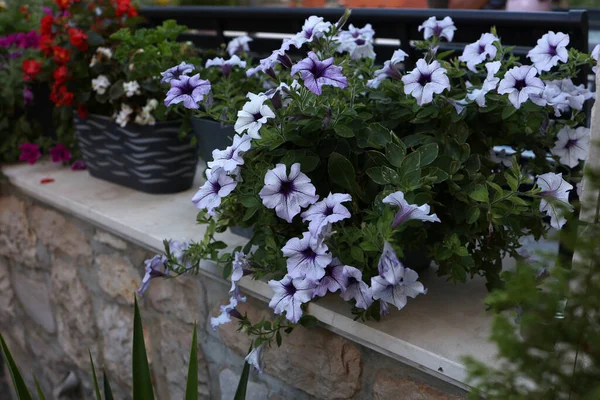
[[336, 9, 352, 31]]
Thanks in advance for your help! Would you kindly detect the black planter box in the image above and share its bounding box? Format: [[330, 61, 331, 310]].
[[74, 114, 198, 194], [191, 117, 235, 163]]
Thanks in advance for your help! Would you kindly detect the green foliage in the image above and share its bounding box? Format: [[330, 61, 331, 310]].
[[132, 297, 155, 400], [185, 324, 199, 400], [0, 333, 33, 400]]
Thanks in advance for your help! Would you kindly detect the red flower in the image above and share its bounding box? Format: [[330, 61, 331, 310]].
[[113, 0, 138, 18], [52, 46, 70, 64], [77, 104, 88, 119], [40, 15, 54, 36], [19, 143, 41, 165], [22, 59, 42, 81], [40, 34, 54, 56], [53, 65, 68, 84], [68, 28, 88, 51], [50, 83, 74, 107], [19, 6, 30, 20], [54, 0, 71, 10], [49, 143, 72, 163]]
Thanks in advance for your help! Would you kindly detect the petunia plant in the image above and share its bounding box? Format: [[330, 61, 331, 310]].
[[143, 11, 597, 388]]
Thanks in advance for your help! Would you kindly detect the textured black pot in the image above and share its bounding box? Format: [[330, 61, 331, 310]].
[[74, 114, 198, 194], [191, 117, 235, 163]]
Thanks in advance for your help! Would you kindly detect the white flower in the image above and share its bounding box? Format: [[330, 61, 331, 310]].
[[227, 35, 252, 56], [210, 295, 245, 331], [418, 16, 456, 42], [497, 65, 544, 109], [551, 126, 590, 168], [459, 33, 499, 72], [592, 44, 599, 74], [527, 31, 569, 72], [383, 190, 440, 228], [336, 24, 376, 60], [245, 344, 265, 373], [123, 81, 141, 97], [115, 103, 133, 127], [205, 55, 247, 77], [97, 47, 112, 59], [367, 49, 407, 89], [289, 15, 332, 48], [234, 93, 275, 139], [402, 59, 450, 106], [208, 134, 252, 173], [268, 275, 315, 323], [191, 167, 237, 214], [466, 61, 501, 107], [536, 172, 573, 229], [145, 98, 159, 111], [134, 110, 156, 126], [91, 75, 110, 95], [282, 232, 332, 281]]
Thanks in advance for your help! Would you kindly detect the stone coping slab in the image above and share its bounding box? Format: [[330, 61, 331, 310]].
[[2, 161, 502, 390]]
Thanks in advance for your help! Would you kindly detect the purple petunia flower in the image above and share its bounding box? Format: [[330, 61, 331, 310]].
[[340, 266, 373, 310], [497, 65, 544, 109], [536, 172, 573, 229], [383, 191, 440, 229], [160, 61, 195, 83], [205, 55, 246, 78], [527, 31, 569, 72], [23, 87, 34, 105], [230, 251, 250, 297], [291, 51, 348, 95], [529, 81, 572, 116], [301, 192, 352, 236], [336, 24, 376, 60], [281, 232, 332, 281], [551, 126, 590, 169], [208, 134, 252, 173], [367, 49, 407, 89], [259, 163, 318, 223], [49, 143, 72, 163], [313, 258, 346, 298], [402, 59, 450, 106], [167, 239, 192, 268], [459, 33, 499, 72], [211, 295, 245, 331], [371, 257, 425, 311], [268, 275, 316, 323], [234, 93, 275, 139], [164, 74, 211, 109], [227, 35, 253, 56], [289, 16, 332, 49], [191, 167, 237, 214], [418, 16, 456, 42], [245, 344, 265, 373], [138, 254, 168, 294]]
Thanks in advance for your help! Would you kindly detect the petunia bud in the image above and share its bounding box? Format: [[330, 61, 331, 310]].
[[266, 67, 277, 80], [336, 9, 352, 31], [229, 308, 243, 320], [271, 92, 283, 110], [277, 53, 293, 70]]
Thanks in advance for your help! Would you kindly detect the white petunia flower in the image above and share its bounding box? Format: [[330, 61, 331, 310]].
[[527, 31, 570, 72], [234, 93, 275, 139], [497, 65, 544, 109], [402, 59, 450, 106], [459, 33, 499, 72], [551, 126, 590, 168], [418, 16, 456, 42], [227, 35, 253, 56], [268, 275, 315, 323], [383, 190, 440, 229], [536, 172, 573, 229], [466, 61, 501, 107]]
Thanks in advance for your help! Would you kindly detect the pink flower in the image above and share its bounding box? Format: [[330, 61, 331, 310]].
[[71, 160, 87, 171], [19, 143, 41, 165], [49, 143, 72, 163]]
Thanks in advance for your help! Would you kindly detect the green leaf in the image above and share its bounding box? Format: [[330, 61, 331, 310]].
[[185, 324, 198, 400], [233, 349, 251, 400], [501, 106, 517, 119], [328, 152, 356, 192], [103, 370, 114, 400], [239, 196, 260, 208], [242, 207, 258, 222], [466, 207, 480, 224], [351, 247, 365, 263], [366, 166, 398, 185], [132, 297, 155, 400], [385, 142, 406, 168], [359, 241, 379, 252], [298, 315, 318, 328], [276, 330, 282, 347], [0, 333, 33, 400], [367, 123, 391, 146], [455, 247, 469, 257], [417, 143, 439, 167], [334, 124, 354, 138], [89, 351, 102, 400], [33, 378, 46, 400], [109, 80, 124, 100], [469, 185, 489, 203], [402, 151, 421, 174]]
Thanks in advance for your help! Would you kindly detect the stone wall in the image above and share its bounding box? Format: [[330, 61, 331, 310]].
[[0, 186, 467, 400]]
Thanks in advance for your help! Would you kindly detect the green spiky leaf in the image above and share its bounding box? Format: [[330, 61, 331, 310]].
[[0, 333, 33, 400], [132, 297, 155, 400], [185, 324, 198, 400]]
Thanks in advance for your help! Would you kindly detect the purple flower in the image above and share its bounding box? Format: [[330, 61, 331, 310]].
[[536, 172, 573, 229], [553, 78, 594, 111], [268, 275, 315, 323], [234, 93, 275, 139], [164, 74, 211, 109], [160, 62, 195, 84], [527, 31, 569, 72], [18, 143, 40, 165], [336, 24, 376, 60], [551, 126, 590, 168], [259, 163, 318, 223], [71, 160, 87, 171], [281, 232, 332, 281], [230, 251, 250, 297], [338, 23, 375, 41], [168, 239, 191, 268], [191, 167, 237, 214], [208, 134, 252, 173], [592, 44, 599, 74], [301, 192, 352, 236], [205, 55, 246, 78], [313, 258, 346, 298], [466, 61, 501, 107], [402, 59, 450, 106], [383, 190, 440, 229], [23, 87, 33, 105], [497, 66, 544, 109], [459, 33, 499, 72], [138, 254, 168, 294], [340, 266, 373, 310], [367, 49, 407, 89], [227, 35, 253, 56], [529, 81, 571, 116], [291, 52, 348, 95], [245, 344, 265, 373], [49, 143, 72, 163], [290, 16, 332, 48], [371, 262, 425, 312], [211, 295, 245, 331], [418, 16, 456, 42]]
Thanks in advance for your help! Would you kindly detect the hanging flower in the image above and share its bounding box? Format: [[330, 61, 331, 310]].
[[234, 93, 275, 139], [418, 16, 456, 42], [340, 266, 373, 310], [313, 258, 346, 298], [205, 55, 247, 78], [160, 62, 195, 84], [227, 35, 253, 56], [164, 74, 211, 109], [527, 31, 569, 72], [281, 232, 332, 281], [301, 192, 352, 236], [459, 33, 499, 72], [497, 65, 544, 109], [123, 81, 141, 97], [49, 143, 72, 163], [536, 172, 573, 229], [291, 52, 348, 96], [367, 49, 407, 89], [191, 167, 237, 215], [259, 163, 318, 223], [383, 190, 441, 229], [208, 134, 252, 173], [18, 143, 40, 165], [551, 126, 590, 168], [92, 75, 110, 95], [245, 344, 265, 373], [290, 15, 332, 48], [268, 275, 315, 323], [230, 251, 250, 297], [592, 44, 599, 74], [372, 252, 425, 311], [138, 254, 168, 294], [402, 59, 450, 106], [211, 295, 245, 331], [466, 61, 501, 107]]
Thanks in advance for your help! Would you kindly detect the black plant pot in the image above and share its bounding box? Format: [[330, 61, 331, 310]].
[[74, 114, 198, 194], [191, 117, 235, 163]]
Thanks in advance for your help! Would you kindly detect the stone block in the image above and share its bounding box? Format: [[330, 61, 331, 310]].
[[219, 368, 268, 400], [97, 304, 134, 390], [372, 371, 465, 400], [12, 270, 55, 334], [93, 231, 128, 250], [96, 254, 140, 305], [0, 258, 16, 321], [0, 196, 37, 266], [147, 276, 206, 325]]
